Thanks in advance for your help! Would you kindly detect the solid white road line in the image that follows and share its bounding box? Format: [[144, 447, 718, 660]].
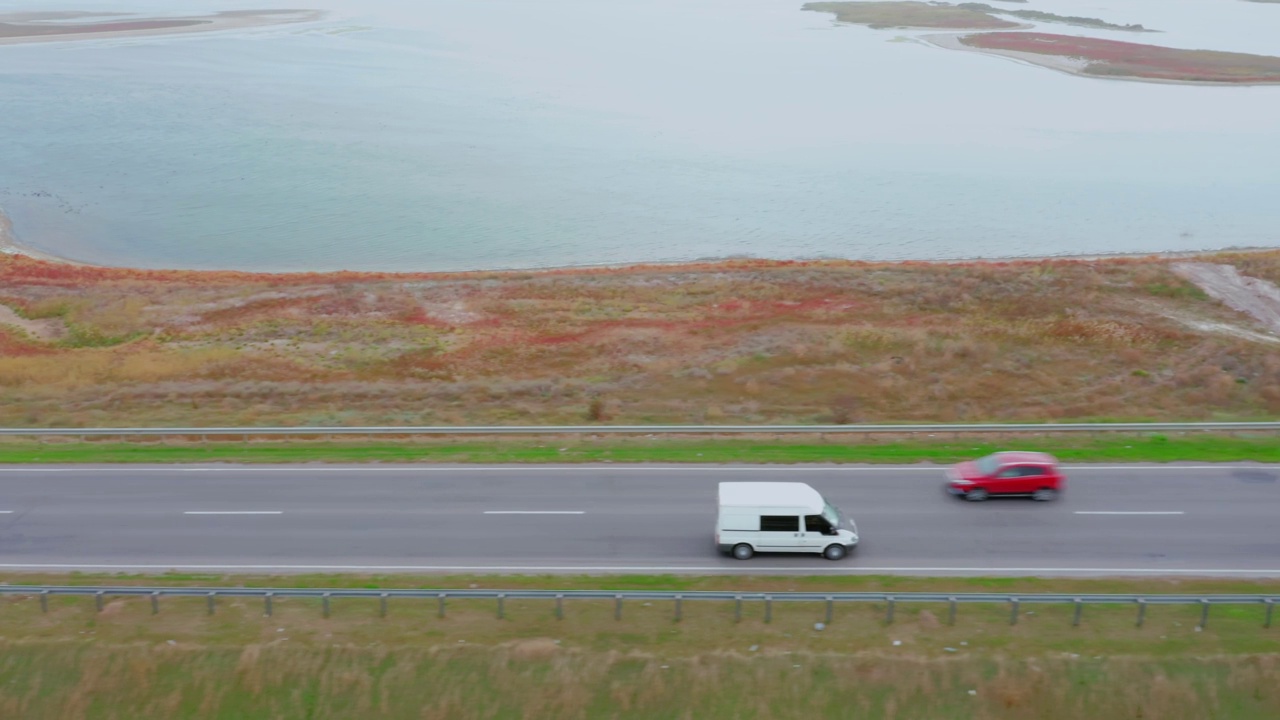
[[484, 511, 584, 515], [0, 511, 13, 514], [0, 563, 1276, 575], [1074, 511, 1185, 515], [183, 511, 283, 515]]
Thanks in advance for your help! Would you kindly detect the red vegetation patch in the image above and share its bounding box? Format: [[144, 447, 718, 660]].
[[0, 329, 57, 356], [961, 32, 1280, 83]]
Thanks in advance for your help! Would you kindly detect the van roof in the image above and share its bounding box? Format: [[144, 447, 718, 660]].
[[718, 482, 824, 512]]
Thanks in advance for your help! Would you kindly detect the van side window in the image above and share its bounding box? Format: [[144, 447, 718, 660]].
[[805, 515, 832, 533], [760, 516, 799, 532]]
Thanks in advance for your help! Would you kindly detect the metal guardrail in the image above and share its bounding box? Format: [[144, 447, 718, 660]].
[[4, 586, 1275, 628], [1, 421, 1279, 438]]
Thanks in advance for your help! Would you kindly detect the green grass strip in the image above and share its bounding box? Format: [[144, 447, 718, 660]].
[[1, 433, 1277, 464]]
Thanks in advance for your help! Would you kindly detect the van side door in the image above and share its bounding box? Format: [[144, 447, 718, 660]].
[[803, 514, 837, 552], [759, 515, 802, 552]]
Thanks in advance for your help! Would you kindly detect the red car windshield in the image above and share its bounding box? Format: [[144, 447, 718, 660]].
[[974, 454, 1002, 476]]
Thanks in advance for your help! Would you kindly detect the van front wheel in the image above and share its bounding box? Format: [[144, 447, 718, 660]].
[[732, 544, 754, 560], [823, 544, 847, 561]]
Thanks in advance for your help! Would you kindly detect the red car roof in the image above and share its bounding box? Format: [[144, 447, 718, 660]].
[[994, 451, 1058, 465]]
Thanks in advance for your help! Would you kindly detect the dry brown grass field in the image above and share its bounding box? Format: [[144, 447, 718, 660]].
[[3, 251, 1280, 428]]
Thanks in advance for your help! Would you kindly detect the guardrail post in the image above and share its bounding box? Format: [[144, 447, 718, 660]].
[[556, 594, 564, 620], [1136, 599, 1146, 628], [885, 596, 895, 625], [1198, 599, 1210, 630], [264, 592, 273, 617], [1266, 599, 1275, 629], [322, 592, 331, 619], [1072, 598, 1083, 628], [825, 596, 833, 625], [379, 593, 388, 618], [95, 591, 104, 612], [39, 590, 49, 613], [674, 595, 682, 622], [438, 593, 447, 619], [207, 592, 216, 616], [734, 595, 742, 623], [948, 597, 957, 626], [1009, 597, 1019, 625], [615, 595, 623, 621], [497, 593, 505, 620], [764, 595, 772, 624]]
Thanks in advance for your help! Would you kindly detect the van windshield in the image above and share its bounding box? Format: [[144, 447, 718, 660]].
[[822, 501, 841, 527]]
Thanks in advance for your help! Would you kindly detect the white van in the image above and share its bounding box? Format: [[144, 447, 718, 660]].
[[716, 482, 858, 561]]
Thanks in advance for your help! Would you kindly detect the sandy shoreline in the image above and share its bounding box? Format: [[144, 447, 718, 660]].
[[0, 209, 91, 266], [0, 9, 324, 46], [1, 205, 1273, 276]]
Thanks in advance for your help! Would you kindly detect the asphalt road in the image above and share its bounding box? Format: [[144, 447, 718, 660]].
[[0, 463, 1277, 576]]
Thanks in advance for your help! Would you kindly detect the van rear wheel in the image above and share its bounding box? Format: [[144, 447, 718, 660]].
[[823, 544, 847, 561], [732, 544, 754, 560]]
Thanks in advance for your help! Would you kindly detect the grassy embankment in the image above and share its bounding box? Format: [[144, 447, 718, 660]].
[[3, 251, 1280, 432], [2, 433, 1280, 464], [0, 574, 1277, 718]]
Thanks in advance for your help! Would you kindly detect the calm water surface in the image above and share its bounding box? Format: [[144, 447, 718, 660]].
[[0, 0, 1277, 271]]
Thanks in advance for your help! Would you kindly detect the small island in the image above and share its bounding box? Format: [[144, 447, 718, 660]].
[[802, 1, 1021, 29], [806, 1, 1280, 84], [803, 1, 1150, 32]]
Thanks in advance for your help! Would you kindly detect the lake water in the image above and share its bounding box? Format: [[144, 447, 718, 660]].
[[1, 0, 1277, 271]]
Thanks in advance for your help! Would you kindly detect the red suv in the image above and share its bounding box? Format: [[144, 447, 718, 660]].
[[946, 451, 1064, 502]]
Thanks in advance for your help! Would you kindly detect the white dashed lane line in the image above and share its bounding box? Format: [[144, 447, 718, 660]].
[[1074, 511, 1185, 515], [183, 511, 284, 515], [483, 511, 585, 515]]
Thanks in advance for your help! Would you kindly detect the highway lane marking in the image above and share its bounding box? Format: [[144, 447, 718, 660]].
[[0, 511, 13, 514], [0, 563, 1278, 576], [484, 511, 584, 515], [183, 511, 284, 515], [1075, 511, 1185, 515]]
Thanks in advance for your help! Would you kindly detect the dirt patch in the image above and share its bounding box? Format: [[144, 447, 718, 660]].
[[1171, 262, 1280, 336], [100, 599, 128, 616], [504, 637, 563, 660], [0, 304, 66, 341]]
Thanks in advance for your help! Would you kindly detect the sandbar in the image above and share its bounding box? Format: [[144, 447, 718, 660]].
[[0, 9, 323, 45]]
